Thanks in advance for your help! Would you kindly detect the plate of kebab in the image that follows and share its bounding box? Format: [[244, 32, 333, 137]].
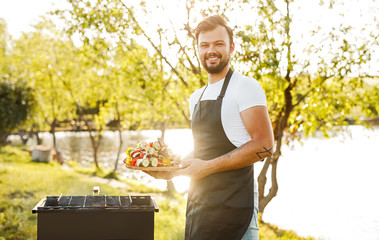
[[123, 140, 184, 171]]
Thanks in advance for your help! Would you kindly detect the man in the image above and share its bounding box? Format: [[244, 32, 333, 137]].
[[147, 15, 273, 239]]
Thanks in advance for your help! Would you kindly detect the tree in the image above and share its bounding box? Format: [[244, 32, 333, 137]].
[[0, 18, 37, 146], [0, 18, 10, 75], [0, 81, 36, 145], [114, 0, 379, 213], [9, 19, 81, 164], [234, 0, 379, 215], [53, 0, 194, 175]]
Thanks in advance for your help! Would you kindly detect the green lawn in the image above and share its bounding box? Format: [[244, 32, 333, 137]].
[[0, 145, 316, 240]]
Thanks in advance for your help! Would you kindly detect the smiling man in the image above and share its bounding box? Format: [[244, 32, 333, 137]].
[[143, 15, 273, 240], [178, 15, 274, 240]]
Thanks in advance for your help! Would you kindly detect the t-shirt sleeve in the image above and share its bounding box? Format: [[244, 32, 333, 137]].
[[189, 87, 207, 120], [237, 77, 267, 112]]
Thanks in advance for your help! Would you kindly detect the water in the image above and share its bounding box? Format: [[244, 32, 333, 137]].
[[13, 125, 379, 239], [257, 125, 379, 240], [17, 129, 193, 193]]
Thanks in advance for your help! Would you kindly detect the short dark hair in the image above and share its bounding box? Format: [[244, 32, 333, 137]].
[[195, 15, 233, 46]]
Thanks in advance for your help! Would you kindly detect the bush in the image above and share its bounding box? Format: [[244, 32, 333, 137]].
[[0, 80, 35, 145]]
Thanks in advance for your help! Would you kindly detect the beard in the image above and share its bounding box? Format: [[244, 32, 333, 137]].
[[201, 52, 230, 74]]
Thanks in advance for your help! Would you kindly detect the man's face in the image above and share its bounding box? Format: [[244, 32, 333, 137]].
[[198, 25, 234, 74]]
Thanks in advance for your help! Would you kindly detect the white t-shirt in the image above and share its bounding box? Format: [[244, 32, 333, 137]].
[[189, 71, 267, 147]]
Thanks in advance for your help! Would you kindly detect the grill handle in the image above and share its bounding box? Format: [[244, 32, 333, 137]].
[[151, 197, 159, 212], [57, 193, 63, 203], [128, 194, 132, 204], [32, 198, 47, 214]]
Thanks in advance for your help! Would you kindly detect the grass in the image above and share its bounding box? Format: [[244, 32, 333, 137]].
[[259, 217, 317, 240], [0, 145, 316, 240]]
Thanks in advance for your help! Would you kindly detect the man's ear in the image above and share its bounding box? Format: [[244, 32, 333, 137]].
[[230, 42, 235, 53]]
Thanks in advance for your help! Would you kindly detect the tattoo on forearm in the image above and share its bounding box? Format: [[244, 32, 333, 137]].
[[223, 144, 272, 161], [256, 146, 273, 160]]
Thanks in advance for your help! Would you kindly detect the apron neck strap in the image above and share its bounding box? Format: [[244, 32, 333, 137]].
[[197, 68, 234, 104], [217, 68, 234, 100]]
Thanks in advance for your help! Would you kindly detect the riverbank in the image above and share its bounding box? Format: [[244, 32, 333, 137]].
[[0, 145, 317, 240]]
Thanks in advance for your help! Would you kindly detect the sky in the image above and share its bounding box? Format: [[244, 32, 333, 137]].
[[1, 0, 377, 37], [0, 0, 68, 38]]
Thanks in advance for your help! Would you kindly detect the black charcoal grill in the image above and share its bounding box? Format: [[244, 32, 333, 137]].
[[32, 195, 159, 240]]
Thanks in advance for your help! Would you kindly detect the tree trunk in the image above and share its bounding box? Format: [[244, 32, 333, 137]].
[[76, 102, 102, 171], [114, 102, 123, 173], [167, 180, 177, 195], [50, 118, 57, 150], [87, 126, 102, 171], [0, 132, 9, 146], [159, 121, 177, 194], [258, 155, 279, 215], [49, 118, 64, 164], [160, 121, 166, 142], [36, 134, 42, 145], [258, 73, 294, 216], [18, 130, 29, 144], [32, 124, 42, 145]]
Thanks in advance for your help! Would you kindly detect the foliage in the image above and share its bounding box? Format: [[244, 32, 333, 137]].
[[0, 81, 35, 145], [1, 0, 378, 215], [53, 0, 192, 130], [258, 220, 317, 240], [49, 0, 198, 171], [232, 0, 379, 213], [0, 20, 35, 146], [0, 18, 10, 75], [7, 18, 83, 153]]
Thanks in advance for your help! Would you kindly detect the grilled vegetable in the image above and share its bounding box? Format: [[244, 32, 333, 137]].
[[137, 142, 149, 150], [123, 139, 180, 168], [141, 158, 150, 167], [150, 157, 158, 167]]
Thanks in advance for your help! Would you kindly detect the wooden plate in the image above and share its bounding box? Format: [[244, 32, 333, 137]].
[[125, 165, 185, 171]]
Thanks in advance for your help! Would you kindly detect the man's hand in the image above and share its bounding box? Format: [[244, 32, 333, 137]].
[[142, 153, 193, 180], [176, 158, 214, 180]]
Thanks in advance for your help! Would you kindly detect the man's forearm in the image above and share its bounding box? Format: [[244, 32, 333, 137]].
[[207, 139, 273, 174]]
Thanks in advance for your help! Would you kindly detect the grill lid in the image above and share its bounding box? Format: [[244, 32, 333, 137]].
[[32, 195, 159, 213]]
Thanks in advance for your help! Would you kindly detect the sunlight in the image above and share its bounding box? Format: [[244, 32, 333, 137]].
[[140, 129, 193, 193], [164, 129, 193, 157], [164, 129, 193, 193], [173, 175, 191, 193]]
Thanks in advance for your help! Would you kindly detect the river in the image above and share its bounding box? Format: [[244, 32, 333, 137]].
[[13, 125, 379, 240]]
